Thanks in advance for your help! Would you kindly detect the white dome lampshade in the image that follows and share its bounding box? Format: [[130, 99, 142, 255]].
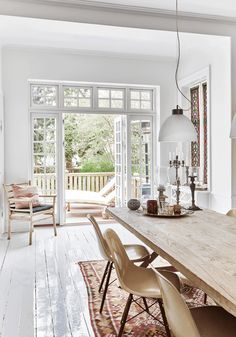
[[159, 107, 197, 142], [230, 114, 236, 138]]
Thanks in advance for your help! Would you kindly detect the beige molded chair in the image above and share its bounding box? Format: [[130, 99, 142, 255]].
[[87, 215, 150, 314], [155, 268, 236, 337], [104, 228, 174, 337], [4, 182, 57, 245]]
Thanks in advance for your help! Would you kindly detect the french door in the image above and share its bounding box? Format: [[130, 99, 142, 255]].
[[127, 115, 154, 203], [31, 113, 60, 222], [114, 115, 155, 206], [31, 113, 155, 222], [114, 116, 126, 206]]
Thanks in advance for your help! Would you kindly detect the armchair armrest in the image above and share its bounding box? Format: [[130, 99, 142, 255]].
[[39, 194, 56, 198], [39, 195, 56, 210], [10, 197, 34, 203]]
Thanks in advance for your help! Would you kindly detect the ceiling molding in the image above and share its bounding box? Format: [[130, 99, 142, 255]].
[[2, 44, 176, 62], [8, 0, 236, 24]]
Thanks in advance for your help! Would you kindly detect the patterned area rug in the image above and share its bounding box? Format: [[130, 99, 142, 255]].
[[79, 260, 206, 337]]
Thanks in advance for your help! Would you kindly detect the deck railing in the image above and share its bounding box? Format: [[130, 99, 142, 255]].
[[34, 172, 115, 193]]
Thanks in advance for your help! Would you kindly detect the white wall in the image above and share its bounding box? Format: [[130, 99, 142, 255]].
[[178, 35, 231, 212], [2, 2, 235, 210], [0, 48, 4, 232], [2, 47, 175, 183]]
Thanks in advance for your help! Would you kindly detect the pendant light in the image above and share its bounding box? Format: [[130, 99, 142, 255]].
[[158, 0, 197, 142]]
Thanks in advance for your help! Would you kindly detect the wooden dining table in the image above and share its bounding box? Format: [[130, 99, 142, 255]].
[[106, 207, 236, 317]]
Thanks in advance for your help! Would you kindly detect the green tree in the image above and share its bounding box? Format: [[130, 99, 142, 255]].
[[64, 114, 115, 172]]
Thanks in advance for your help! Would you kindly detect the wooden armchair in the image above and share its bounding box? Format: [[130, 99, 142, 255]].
[[4, 182, 57, 245]]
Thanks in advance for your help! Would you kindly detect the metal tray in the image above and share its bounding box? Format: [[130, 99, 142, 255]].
[[143, 210, 193, 218]]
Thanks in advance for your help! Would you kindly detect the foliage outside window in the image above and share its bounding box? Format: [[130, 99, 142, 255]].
[[31, 85, 58, 107], [33, 117, 57, 193], [30, 83, 155, 112], [63, 86, 92, 108], [64, 113, 115, 173]]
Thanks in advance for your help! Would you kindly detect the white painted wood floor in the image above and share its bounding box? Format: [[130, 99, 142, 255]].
[[0, 222, 145, 337]]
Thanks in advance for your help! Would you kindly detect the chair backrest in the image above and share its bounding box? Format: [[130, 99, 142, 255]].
[[99, 177, 115, 197], [154, 269, 201, 337], [87, 215, 112, 261], [3, 182, 30, 209], [226, 209, 236, 217], [104, 228, 133, 290]]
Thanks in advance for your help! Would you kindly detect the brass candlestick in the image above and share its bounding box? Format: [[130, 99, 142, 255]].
[[169, 155, 185, 184], [176, 177, 181, 205], [188, 175, 202, 211]]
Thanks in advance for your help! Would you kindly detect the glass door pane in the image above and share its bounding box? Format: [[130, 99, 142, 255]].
[[127, 116, 153, 203], [114, 116, 126, 206], [32, 116, 57, 194]]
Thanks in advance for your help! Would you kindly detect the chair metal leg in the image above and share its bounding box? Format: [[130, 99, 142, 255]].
[[140, 251, 158, 268], [52, 214, 57, 236], [99, 261, 110, 293], [100, 262, 113, 313], [118, 294, 133, 337], [142, 297, 149, 313], [158, 298, 171, 337], [7, 217, 11, 240]]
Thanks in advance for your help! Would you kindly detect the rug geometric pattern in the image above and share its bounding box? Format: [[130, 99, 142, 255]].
[[79, 260, 206, 337]]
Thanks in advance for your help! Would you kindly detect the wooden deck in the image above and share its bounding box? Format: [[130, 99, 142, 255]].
[[0, 221, 146, 337]]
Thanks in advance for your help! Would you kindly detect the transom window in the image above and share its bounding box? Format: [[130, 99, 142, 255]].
[[63, 86, 92, 108], [31, 85, 58, 107], [130, 89, 153, 111], [97, 88, 124, 109], [30, 82, 156, 113]]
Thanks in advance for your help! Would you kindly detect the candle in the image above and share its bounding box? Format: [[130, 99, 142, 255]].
[[186, 156, 189, 167]]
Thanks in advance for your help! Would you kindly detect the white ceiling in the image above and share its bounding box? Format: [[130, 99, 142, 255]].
[[82, 0, 236, 18], [0, 15, 228, 60]]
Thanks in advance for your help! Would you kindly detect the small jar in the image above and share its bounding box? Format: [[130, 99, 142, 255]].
[[167, 205, 174, 216], [173, 204, 181, 215], [147, 199, 158, 214]]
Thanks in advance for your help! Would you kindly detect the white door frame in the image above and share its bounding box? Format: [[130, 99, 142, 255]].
[[126, 114, 156, 202], [30, 112, 61, 224], [30, 111, 158, 224]]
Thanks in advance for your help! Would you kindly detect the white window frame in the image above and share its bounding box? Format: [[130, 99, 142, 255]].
[[30, 112, 61, 223], [29, 80, 159, 224], [62, 85, 93, 110], [126, 115, 156, 202], [178, 66, 211, 191], [96, 86, 126, 111], [30, 83, 59, 109], [29, 80, 156, 114], [128, 88, 155, 113]]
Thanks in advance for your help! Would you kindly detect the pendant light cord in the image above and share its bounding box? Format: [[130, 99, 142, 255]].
[[175, 0, 191, 110]]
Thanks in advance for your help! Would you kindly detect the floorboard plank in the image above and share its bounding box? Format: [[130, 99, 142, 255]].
[[0, 221, 149, 337]]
